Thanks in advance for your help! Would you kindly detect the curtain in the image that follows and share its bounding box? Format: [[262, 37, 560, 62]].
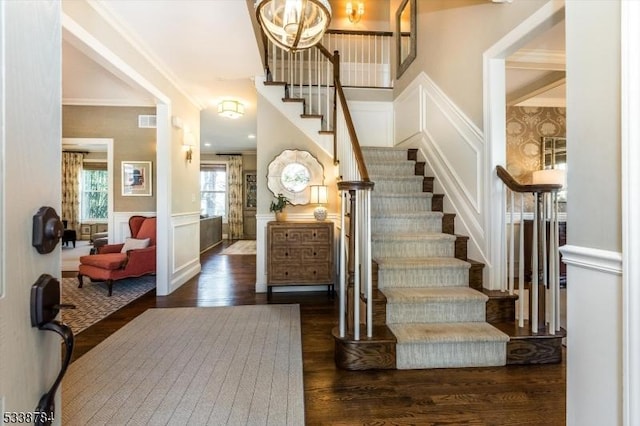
[[61, 152, 84, 231], [227, 156, 244, 239]]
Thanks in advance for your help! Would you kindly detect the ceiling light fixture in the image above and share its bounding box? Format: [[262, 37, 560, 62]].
[[217, 100, 245, 119], [255, 0, 332, 52], [346, 1, 364, 23]]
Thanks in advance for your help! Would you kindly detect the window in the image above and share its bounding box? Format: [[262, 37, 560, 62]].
[[201, 163, 227, 219], [81, 163, 108, 221]]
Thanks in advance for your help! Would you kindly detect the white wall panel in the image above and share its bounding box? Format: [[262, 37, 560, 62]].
[[561, 245, 623, 426], [349, 101, 393, 147], [394, 84, 422, 143], [171, 212, 201, 292]]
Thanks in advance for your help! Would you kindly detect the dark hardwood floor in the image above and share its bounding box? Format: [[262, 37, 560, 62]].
[[68, 241, 566, 425]]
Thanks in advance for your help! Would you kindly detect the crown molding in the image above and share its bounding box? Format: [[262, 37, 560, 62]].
[[507, 49, 566, 71]]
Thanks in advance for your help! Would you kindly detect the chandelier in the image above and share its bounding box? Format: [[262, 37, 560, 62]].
[[255, 0, 332, 52]]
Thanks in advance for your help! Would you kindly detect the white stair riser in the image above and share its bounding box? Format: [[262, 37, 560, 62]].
[[373, 239, 454, 258], [367, 162, 416, 176], [372, 197, 432, 213], [396, 342, 507, 369], [372, 216, 442, 234], [378, 267, 469, 288], [387, 301, 486, 324], [370, 178, 424, 194]]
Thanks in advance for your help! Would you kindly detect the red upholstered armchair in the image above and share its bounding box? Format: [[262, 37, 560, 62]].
[[78, 216, 156, 296]]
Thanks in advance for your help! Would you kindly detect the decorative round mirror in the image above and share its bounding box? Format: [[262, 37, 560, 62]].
[[267, 150, 324, 205]]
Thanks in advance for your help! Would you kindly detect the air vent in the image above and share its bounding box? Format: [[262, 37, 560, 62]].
[[138, 115, 157, 128]]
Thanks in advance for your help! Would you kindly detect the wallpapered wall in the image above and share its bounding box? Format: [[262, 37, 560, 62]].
[[506, 106, 566, 183]]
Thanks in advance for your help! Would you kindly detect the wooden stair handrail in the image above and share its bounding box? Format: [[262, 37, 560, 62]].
[[496, 165, 562, 193], [326, 29, 393, 37]]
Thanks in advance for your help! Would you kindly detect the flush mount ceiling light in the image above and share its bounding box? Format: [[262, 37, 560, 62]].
[[255, 0, 331, 52], [346, 1, 364, 23], [217, 100, 245, 119]]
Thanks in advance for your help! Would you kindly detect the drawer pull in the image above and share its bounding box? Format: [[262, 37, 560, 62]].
[[313, 233, 316, 237], [313, 252, 317, 256], [285, 233, 288, 237], [285, 252, 288, 256], [313, 270, 317, 274], [285, 271, 288, 276]]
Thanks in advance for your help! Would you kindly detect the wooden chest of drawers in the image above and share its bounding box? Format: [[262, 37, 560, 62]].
[[267, 221, 334, 295]]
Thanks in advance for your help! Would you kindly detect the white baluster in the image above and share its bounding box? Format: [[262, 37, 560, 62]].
[[509, 190, 515, 295], [519, 192, 525, 327], [532, 192, 539, 333], [365, 189, 372, 338], [354, 190, 360, 340], [548, 191, 557, 335], [339, 190, 347, 337]]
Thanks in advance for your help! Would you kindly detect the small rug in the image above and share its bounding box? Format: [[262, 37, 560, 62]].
[[62, 305, 304, 425], [221, 239, 256, 255], [61, 276, 156, 335]]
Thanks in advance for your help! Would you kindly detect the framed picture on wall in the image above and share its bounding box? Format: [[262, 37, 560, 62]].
[[244, 171, 257, 210], [122, 161, 152, 196]]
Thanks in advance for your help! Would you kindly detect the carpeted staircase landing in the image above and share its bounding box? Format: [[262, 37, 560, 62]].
[[362, 147, 509, 369]]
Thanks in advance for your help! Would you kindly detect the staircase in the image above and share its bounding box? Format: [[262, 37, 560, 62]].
[[258, 57, 565, 371], [362, 147, 509, 369]]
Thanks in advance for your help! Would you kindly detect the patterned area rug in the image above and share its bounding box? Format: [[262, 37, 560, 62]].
[[62, 305, 304, 425], [221, 240, 256, 255], [61, 276, 156, 335]]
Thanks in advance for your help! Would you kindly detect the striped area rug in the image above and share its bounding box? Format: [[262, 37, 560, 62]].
[[62, 305, 304, 425], [61, 276, 156, 335]]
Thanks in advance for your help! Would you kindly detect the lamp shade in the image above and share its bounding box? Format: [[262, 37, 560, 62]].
[[532, 169, 565, 187], [310, 185, 328, 204], [217, 100, 244, 119], [256, 0, 331, 52]]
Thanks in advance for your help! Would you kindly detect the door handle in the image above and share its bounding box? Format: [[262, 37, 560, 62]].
[[30, 274, 75, 426]]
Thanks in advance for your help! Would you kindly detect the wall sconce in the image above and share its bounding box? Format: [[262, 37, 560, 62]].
[[346, 1, 364, 23], [310, 185, 328, 221], [182, 128, 195, 163], [217, 100, 245, 119], [183, 144, 193, 163]]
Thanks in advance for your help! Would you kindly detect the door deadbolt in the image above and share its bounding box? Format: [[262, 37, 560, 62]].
[[32, 206, 63, 254]]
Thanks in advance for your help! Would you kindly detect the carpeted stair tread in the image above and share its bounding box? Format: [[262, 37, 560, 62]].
[[369, 175, 424, 181], [373, 192, 433, 199], [382, 287, 488, 304], [389, 322, 509, 344], [372, 232, 456, 242], [375, 257, 470, 269], [373, 211, 443, 220]]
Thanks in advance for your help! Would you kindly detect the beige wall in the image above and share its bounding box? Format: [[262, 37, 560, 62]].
[[257, 94, 339, 216], [392, 0, 549, 128], [62, 0, 201, 217], [63, 105, 157, 212], [328, 0, 391, 32], [566, 1, 620, 252]]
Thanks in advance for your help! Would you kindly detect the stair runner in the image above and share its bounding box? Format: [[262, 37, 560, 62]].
[[362, 147, 509, 369]]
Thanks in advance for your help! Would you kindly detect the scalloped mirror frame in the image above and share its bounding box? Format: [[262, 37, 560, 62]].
[[267, 149, 325, 205]]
